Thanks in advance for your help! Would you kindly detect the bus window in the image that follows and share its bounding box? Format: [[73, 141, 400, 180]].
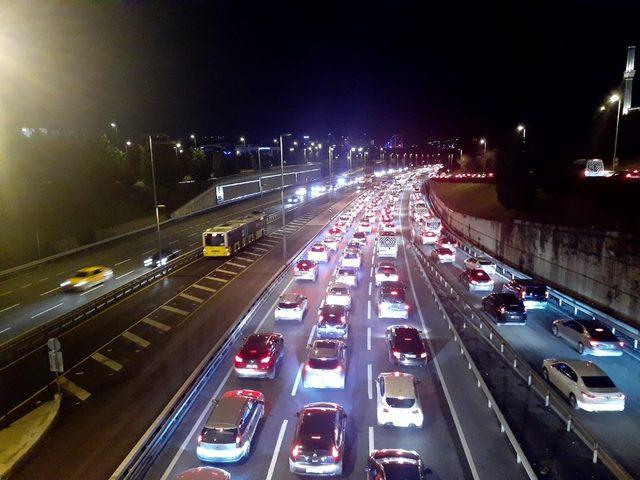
[[204, 233, 226, 246]]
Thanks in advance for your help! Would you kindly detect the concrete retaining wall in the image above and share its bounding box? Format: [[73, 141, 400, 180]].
[[428, 183, 640, 326]]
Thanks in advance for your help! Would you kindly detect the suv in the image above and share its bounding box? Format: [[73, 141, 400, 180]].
[[294, 260, 318, 281], [481, 293, 526, 325], [502, 279, 548, 308], [463, 256, 496, 275], [308, 243, 329, 263], [196, 389, 265, 463], [289, 403, 347, 476], [234, 333, 284, 378], [366, 449, 429, 480], [303, 339, 347, 389], [274, 293, 308, 322], [376, 372, 423, 427]]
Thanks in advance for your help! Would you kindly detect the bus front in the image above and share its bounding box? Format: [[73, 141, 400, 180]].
[[203, 230, 229, 257]]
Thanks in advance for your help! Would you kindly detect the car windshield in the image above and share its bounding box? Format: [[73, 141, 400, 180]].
[[345, 252, 358, 259], [330, 287, 348, 296], [584, 324, 618, 341], [525, 285, 547, 296], [472, 270, 491, 281], [386, 397, 415, 408], [479, 259, 493, 266], [354, 233, 365, 238], [74, 271, 90, 278], [311, 245, 325, 252], [382, 463, 421, 479], [297, 262, 313, 270], [382, 292, 405, 303], [582, 376, 616, 389], [204, 233, 225, 247], [320, 313, 344, 325], [308, 357, 340, 369], [298, 411, 335, 450], [278, 301, 298, 309], [338, 268, 354, 276], [395, 329, 422, 350], [201, 426, 237, 444]]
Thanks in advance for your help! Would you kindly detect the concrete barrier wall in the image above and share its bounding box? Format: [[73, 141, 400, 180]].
[[428, 185, 640, 326]]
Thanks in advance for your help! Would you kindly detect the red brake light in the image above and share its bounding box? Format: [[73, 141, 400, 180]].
[[589, 341, 599, 347], [260, 355, 272, 364], [340, 315, 346, 323], [318, 315, 323, 322], [331, 445, 340, 459], [392, 350, 401, 358], [581, 390, 596, 399], [197, 434, 202, 445], [334, 365, 343, 372], [520, 291, 526, 299], [304, 364, 311, 372], [292, 445, 301, 457], [234, 355, 243, 363], [499, 306, 506, 314], [236, 434, 242, 446], [619, 341, 625, 348]]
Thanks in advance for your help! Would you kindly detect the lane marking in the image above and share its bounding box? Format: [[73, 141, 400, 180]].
[[370, 266, 374, 276], [252, 247, 269, 253], [235, 256, 254, 263], [367, 300, 371, 320], [142, 248, 155, 255], [21, 283, 32, 289], [159, 368, 234, 480], [91, 352, 123, 371], [0, 291, 13, 297], [161, 305, 190, 316], [179, 292, 204, 304], [80, 284, 104, 296], [122, 331, 151, 348], [265, 420, 288, 480], [142, 317, 171, 332], [40, 286, 61, 296], [58, 376, 91, 401], [55, 271, 65, 276], [206, 276, 228, 283], [114, 258, 131, 266], [291, 363, 304, 396], [168, 239, 180, 245], [368, 281, 372, 296], [367, 363, 373, 399], [116, 270, 135, 280], [187, 231, 199, 237], [216, 269, 237, 276], [0, 303, 20, 314], [30, 302, 63, 319], [369, 426, 375, 453], [305, 325, 317, 346], [367, 327, 371, 350], [243, 251, 262, 257], [0, 327, 11, 334], [191, 284, 216, 293], [225, 261, 246, 268], [38, 277, 48, 282], [190, 241, 199, 247]]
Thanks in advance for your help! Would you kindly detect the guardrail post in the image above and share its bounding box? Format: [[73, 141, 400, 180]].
[[527, 372, 532, 386], [611, 327, 616, 334], [558, 298, 563, 307], [592, 443, 599, 464], [574, 306, 578, 315], [489, 332, 493, 340], [545, 392, 550, 407], [634, 339, 638, 349], [479, 322, 483, 329], [460, 346, 464, 355], [566, 416, 572, 432], [462, 321, 466, 329], [487, 398, 492, 409], [500, 342, 504, 353], [513, 358, 518, 369]]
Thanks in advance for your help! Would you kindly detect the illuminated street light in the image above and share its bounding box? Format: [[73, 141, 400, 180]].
[[293, 141, 298, 146], [608, 92, 622, 169], [273, 138, 278, 144], [176, 143, 182, 148], [289, 147, 294, 152], [190, 133, 197, 146], [240, 136, 246, 145], [599, 105, 606, 112], [109, 122, 118, 137], [126, 140, 132, 146], [516, 124, 526, 139], [479, 138, 487, 174]]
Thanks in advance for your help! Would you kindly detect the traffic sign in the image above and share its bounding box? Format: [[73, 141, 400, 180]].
[[49, 351, 64, 373], [47, 337, 61, 352]]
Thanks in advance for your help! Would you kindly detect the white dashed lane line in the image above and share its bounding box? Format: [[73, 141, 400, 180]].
[[179, 292, 204, 304], [122, 331, 151, 348], [115, 270, 135, 280], [206, 276, 228, 283], [0, 303, 20, 314], [30, 302, 63, 319], [114, 258, 131, 266], [142, 317, 171, 332], [80, 284, 104, 296], [191, 284, 216, 293], [216, 269, 237, 276], [160, 305, 189, 316], [40, 287, 61, 297]]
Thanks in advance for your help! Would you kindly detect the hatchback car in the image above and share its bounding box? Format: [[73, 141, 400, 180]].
[[274, 293, 308, 322], [334, 266, 358, 288], [552, 319, 624, 356], [377, 281, 409, 319], [376, 372, 423, 427], [144, 248, 180, 268], [463, 256, 497, 275], [303, 339, 347, 389], [294, 259, 318, 281], [346, 240, 362, 251], [435, 236, 457, 252], [352, 231, 367, 246], [289, 403, 347, 476], [542, 359, 625, 411], [176, 467, 230, 480], [308, 243, 329, 263], [60, 266, 114, 292], [502, 279, 548, 308], [196, 389, 264, 463], [317, 304, 350, 339], [375, 261, 399, 286], [323, 235, 340, 252], [358, 221, 373, 234], [366, 449, 429, 480], [459, 269, 494, 292], [481, 293, 527, 325], [341, 248, 362, 269], [431, 247, 455, 264], [386, 325, 427, 366], [324, 283, 352, 309], [234, 333, 284, 379], [417, 229, 438, 245]]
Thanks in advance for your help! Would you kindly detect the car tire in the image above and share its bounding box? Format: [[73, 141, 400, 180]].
[[569, 393, 579, 410], [577, 342, 585, 355], [552, 325, 559, 337], [542, 368, 549, 382]]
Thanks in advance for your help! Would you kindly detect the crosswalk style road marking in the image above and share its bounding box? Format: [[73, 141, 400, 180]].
[[143, 317, 171, 332], [91, 352, 123, 371], [206, 276, 228, 283], [216, 269, 237, 276], [122, 331, 151, 348], [58, 376, 91, 401], [161, 305, 190, 316], [191, 284, 217, 293], [179, 292, 204, 303], [225, 261, 246, 268]]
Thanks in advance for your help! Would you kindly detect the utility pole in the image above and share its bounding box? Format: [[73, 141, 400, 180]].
[[279, 134, 291, 264], [149, 136, 163, 259]]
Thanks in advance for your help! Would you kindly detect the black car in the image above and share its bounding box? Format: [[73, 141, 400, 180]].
[[502, 279, 548, 308], [366, 449, 429, 480], [481, 293, 527, 324], [144, 248, 180, 267], [386, 325, 427, 366], [289, 402, 347, 476]]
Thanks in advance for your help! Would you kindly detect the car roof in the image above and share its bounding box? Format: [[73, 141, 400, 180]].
[[205, 395, 247, 429], [176, 467, 230, 480], [556, 360, 608, 377], [310, 340, 341, 358], [513, 279, 545, 286], [77, 266, 105, 273], [281, 293, 302, 303], [380, 373, 416, 398], [329, 282, 350, 290]]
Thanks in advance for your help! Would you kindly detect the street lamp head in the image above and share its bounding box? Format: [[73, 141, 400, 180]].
[[110, 122, 116, 128], [176, 143, 182, 148], [609, 93, 620, 103], [351, 147, 356, 152], [479, 138, 486, 145], [293, 141, 298, 146], [516, 125, 525, 132], [236, 150, 240, 155], [240, 136, 245, 142], [190, 134, 195, 139], [599, 105, 606, 112], [179, 149, 183, 153], [289, 147, 294, 152], [318, 143, 322, 149], [126, 141, 132, 146], [358, 147, 363, 152], [273, 138, 278, 144]]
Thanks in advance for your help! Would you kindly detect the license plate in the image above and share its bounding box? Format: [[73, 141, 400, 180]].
[[406, 354, 416, 358], [306, 466, 328, 474], [246, 364, 257, 369]]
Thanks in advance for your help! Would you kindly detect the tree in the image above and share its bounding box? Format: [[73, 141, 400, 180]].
[[190, 148, 211, 181], [495, 143, 537, 210]]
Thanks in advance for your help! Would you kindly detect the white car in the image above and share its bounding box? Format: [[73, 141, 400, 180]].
[[274, 293, 308, 322], [341, 248, 362, 269], [303, 339, 347, 389], [377, 281, 409, 319], [338, 215, 352, 228], [436, 236, 457, 252], [294, 259, 318, 281], [381, 223, 396, 233], [308, 244, 329, 263], [418, 229, 438, 245], [324, 283, 352, 309], [323, 235, 340, 252], [327, 227, 345, 240], [376, 372, 423, 427], [431, 247, 455, 264], [358, 221, 373, 234], [375, 262, 399, 286], [334, 266, 358, 287], [542, 359, 625, 412], [464, 256, 497, 275], [351, 232, 367, 246]]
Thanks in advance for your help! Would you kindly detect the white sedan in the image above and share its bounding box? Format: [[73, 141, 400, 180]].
[[341, 248, 362, 269], [274, 293, 308, 322], [324, 283, 352, 309], [308, 244, 329, 263], [334, 266, 358, 288], [358, 221, 373, 234], [464, 256, 497, 275], [375, 262, 399, 286], [323, 235, 340, 252]]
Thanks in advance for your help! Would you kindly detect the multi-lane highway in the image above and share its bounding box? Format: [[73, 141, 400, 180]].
[[139, 178, 527, 480], [420, 193, 640, 477], [0, 184, 325, 344]]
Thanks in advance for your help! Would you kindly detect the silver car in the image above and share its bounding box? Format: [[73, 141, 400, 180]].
[[552, 319, 623, 356], [303, 339, 347, 389], [542, 359, 625, 412]]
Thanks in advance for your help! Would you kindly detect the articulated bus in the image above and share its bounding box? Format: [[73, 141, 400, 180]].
[[202, 211, 267, 257]]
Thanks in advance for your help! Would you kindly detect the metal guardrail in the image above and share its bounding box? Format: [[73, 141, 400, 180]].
[[109, 194, 357, 480], [413, 241, 635, 480], [409, 244, 538, 479], [426, 189, 640, 356]]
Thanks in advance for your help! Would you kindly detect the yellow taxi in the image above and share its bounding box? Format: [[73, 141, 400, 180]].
[[60, 266, 114, 292]]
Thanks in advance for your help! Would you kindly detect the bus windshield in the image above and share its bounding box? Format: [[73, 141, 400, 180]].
[[204, 233, 225, 247]]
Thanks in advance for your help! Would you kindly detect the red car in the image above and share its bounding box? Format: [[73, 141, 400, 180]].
[[234, 333, 284, 379]]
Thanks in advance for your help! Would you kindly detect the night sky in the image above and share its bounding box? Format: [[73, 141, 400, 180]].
[[2, 1, 638, 155]]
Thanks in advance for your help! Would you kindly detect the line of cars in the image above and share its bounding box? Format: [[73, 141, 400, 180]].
[[193, 173, 433, 478], [414, 177, 627, 413]]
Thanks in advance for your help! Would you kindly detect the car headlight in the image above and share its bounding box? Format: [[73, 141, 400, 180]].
[[60, 280, 71, 287], [144, 258, 153, 266], [76, 281, 87, 287]]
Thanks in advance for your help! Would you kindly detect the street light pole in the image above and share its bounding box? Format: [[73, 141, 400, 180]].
[[328, 146, 334, 199], [257, 147, 264, 198], [279, 134, 291, 264], [148, 136, 162, 259], [190, 134, 197, 147], [480, 138, 487, 174], [611, 94, 622, 170]]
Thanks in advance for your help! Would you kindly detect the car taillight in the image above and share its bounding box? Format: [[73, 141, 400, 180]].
[[420, 352, 427, 358], [581, 391, 596, 399], [499, 306, 506, 314], [294, 267, 299, 273], [404, 304, 410, 310], [304, 364, 311, 372], [331, 445, 340, 459], [545, 291, 549, 299], [318, 315, 323, 322], [197, 434, 202, 445], [234, 355, 243, 363], [619, 341, 625, 348], [392, 350, 402, 358], [334, 365, 343, 372], [520, 291, 526, 299], [236, 434, 242, 446], [260, 355, 272, 364], [340, 316, 346, 323], [292, 445, 301, 457]]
